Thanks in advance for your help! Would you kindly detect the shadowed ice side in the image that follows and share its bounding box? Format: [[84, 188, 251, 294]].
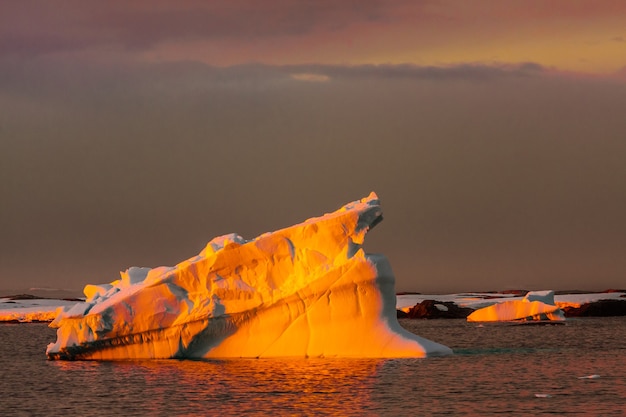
[[46, 193, 452, 360]]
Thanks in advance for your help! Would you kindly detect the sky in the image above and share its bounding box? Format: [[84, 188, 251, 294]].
[[1, 0, 626, 294]]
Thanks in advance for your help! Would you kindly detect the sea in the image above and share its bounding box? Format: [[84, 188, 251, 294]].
[[1, 318, 625, 416]]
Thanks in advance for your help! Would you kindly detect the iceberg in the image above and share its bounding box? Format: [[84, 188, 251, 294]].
[[466, 290, 565, 322], [46, 192, 452, 360]]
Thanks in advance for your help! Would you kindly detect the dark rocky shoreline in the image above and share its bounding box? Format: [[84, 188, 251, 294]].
[[561, 299, 626, 317], [398, 300, 474, 319]]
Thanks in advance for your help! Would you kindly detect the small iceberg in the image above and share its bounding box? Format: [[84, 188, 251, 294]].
[[467, 290, 565, 323]]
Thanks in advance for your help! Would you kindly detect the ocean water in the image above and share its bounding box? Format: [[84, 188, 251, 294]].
[[1, 318, 625, 416]]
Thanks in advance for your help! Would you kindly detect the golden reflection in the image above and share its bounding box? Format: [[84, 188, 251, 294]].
[[51, 358, 385, 415], [151, 359, 380, 415]]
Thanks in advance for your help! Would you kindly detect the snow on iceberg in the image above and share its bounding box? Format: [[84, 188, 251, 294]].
[[46, 192, 452, 360], [466, 290, 565, 322]]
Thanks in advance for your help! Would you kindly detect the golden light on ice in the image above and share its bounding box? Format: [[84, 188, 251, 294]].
[[47, 193, 452, 360]]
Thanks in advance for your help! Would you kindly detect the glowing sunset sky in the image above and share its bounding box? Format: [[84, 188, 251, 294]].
[[2, 1, 626, 73], [1, 0, 625, 293]]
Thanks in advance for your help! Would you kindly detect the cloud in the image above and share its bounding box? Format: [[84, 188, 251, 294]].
[[612, 36, 625, 42], [284, 62, 546, 81], [0, 60, 550, 106], [0, 0, 395, 57]]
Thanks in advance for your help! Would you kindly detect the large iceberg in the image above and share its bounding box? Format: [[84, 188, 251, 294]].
[[466, 290, 565, 322], [46, 193, 452, 360]]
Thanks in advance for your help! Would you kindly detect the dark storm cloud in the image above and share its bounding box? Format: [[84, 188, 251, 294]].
[[0, 0, 392, 56], [2, 59, 626, 293]]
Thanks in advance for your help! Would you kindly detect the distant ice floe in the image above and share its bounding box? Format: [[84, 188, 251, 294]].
[[0, 298, 80, 323], [45, 193, 452, 360]]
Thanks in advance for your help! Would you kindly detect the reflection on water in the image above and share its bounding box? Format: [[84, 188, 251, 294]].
[[2, 318, 626, 416], [49, 358, 382, 416]]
